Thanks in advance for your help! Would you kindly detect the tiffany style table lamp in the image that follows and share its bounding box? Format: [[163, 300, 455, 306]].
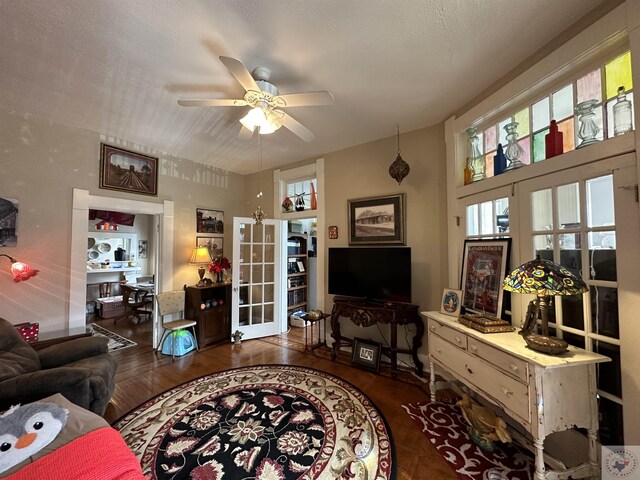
[[503, 257, 587, 355]]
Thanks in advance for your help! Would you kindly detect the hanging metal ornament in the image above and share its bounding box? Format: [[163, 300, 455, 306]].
[[389, 125, 410, 185], [252, 205, 266, 225], [254, 136, 268, 225]]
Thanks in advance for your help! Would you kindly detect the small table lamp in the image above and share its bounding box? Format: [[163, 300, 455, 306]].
[[503, 256, 587, 355], [0, 254, 39, 282], [189, 247, 212, 287]]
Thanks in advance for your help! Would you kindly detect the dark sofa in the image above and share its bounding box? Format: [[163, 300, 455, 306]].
[[0, 318, 117, 416]]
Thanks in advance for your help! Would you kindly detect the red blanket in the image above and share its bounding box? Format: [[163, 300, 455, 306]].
[[6, 427, 147, 480]]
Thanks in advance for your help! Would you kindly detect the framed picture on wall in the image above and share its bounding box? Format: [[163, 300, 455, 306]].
[[99, 144, 158, 196], [348, 193, 406, 245], [196, 236, 223, 259], [460, 238, 511, 318], [0, 196, 18, 247], [196, 208, 224, 234]]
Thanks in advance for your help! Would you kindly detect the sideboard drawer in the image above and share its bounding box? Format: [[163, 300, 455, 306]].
[[431, 333, 530, 423], [468, 338, 529, 383], [428, 319, 468, 350]]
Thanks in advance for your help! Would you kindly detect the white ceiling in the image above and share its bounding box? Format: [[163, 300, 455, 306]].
[[0, 0, 605, 175]]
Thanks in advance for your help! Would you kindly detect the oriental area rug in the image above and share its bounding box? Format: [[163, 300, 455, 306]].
[[403, 401, 534, 480], [114, 365, 395, 479]]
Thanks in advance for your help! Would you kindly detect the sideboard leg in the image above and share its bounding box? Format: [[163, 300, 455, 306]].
[[429, 361, 436, 403], [533, 438, 546, 480]]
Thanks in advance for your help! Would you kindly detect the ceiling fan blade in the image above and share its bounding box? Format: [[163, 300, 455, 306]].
[[178, 99, 247, 107], [277, 91, 334, 107], [282, 112, 315, 142], [219, 56, 260, 92]]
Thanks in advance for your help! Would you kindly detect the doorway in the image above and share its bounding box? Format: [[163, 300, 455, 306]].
[[68, 188, 174, 349]]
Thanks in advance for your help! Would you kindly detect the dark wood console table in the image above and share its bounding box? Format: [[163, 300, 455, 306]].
[[330, 297, 424, 378]]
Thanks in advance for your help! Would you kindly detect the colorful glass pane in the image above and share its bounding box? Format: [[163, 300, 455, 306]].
[[533, 129, 548, 162], [577, 68, 602, 104], [552, 84, 574, 121], [514, 108, 530, 137], [518, 136, 531, 165], [558, 118, 575, 152], [532, 97, 550, 132], [484, 126, 497, 152], [485, 154, 494, 178], [605, 51, 632, 100], [498, 118, 511, 145], [606, 91, 635, 138]]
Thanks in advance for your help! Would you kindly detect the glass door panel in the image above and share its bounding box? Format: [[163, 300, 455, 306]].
[[232, 217, 286, 340]]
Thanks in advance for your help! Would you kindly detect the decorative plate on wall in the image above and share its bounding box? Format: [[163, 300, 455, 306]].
[[88, 238, 95, 249], [88, 250, 99, 260], [97, 243, 111, 253]]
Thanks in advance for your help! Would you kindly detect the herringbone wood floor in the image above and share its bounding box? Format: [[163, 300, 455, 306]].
[[95, 316, 457, 480]]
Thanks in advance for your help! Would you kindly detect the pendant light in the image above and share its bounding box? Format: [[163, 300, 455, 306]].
[[252, 135, 267, 225], [389, 124, 410, 185]]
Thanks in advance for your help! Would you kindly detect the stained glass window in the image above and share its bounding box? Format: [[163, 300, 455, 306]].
[[605, 51, 632, 100], [577, 68, 602, 104], [552, 84, 574, 121], [532, 129, 548, 163], [463, 51, 632, 186], [532, 97, 550, 132]]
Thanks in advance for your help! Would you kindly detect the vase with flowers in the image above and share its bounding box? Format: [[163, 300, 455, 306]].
[[209, 255, 231, 283]]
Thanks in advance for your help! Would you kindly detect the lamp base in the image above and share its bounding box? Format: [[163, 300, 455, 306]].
[[523, 334, 568, 355]]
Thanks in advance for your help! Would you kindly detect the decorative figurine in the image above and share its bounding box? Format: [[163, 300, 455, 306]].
[[456, 393, 511, 452], [282, 197, 293, 212], [231, 330, 244, 345]]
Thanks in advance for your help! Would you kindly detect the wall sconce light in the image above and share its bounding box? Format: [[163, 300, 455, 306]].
[[0, 254, 39, 282], [189, 247, 213, 287]]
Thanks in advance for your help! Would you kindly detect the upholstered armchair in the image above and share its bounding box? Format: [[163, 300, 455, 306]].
[[0, 318, 117, 416]]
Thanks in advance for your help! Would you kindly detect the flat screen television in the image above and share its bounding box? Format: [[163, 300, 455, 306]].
[[328, 247, 411, 303]]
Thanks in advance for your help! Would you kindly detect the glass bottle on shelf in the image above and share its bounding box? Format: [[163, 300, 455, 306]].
[[545, 120, 563, 158], [463, 157, 473, 185], [503, 122, 524, 171], [466, 127, 485, 182], [613, 86, 633, 136], [493, 143, 507, 176], [575, 99, 600, 148]]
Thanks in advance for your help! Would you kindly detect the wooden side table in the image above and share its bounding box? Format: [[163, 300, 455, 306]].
[[301, 312, 331, 351]]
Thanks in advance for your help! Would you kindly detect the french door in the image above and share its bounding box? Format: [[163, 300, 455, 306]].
[[232, 218, 287, 340], [517, 153, 640, 444]]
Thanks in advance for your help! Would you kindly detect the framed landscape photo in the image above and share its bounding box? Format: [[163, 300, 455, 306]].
[[196, 236, 223, 259], [351, 337, 382, 372], [348, 193, 406, 245], [440, 288, 462, 317], [460, 238, 511, 318], [99, 144, 158, 196], [196, 208, 224, 234]]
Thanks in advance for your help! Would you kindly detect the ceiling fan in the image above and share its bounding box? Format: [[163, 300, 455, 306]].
[[178, 56, 334, 142]]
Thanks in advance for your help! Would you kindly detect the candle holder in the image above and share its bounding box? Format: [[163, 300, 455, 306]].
[[576, 99, 600, 148], [466, 127, 485, 182], [503, 122, 524, 171]]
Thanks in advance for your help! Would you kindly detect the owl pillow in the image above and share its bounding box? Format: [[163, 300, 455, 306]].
[[0, 402, 68, 474]]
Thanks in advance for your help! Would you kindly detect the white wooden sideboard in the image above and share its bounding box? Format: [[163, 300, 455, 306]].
[[423, 311, 610, 480]]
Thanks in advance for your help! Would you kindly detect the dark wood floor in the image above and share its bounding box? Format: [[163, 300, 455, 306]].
[[93, 316, 458, 480]]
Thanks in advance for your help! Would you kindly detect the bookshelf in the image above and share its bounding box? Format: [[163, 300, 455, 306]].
[[287, 234, 308, 315]]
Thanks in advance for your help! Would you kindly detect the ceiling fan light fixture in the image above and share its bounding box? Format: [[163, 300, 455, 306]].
[[239, 107, 281, 135]]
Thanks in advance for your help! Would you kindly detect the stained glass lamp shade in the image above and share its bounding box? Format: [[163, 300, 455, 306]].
[[503, 257, 587, 354]]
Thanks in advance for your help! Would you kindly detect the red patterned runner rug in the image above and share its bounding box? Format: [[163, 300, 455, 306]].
[[403, 401, 534, 480], [114, 365, 395, 479]]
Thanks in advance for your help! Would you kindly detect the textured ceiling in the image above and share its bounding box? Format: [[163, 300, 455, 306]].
[[0, 0, 606, 175]]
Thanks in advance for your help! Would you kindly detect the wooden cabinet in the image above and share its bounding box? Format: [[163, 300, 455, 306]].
[[424, 311, 610, 480], [184, 284, 231, 346], [287, 234, 308, 315]]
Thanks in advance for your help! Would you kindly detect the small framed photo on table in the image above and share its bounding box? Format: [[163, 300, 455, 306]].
[[351, 337, 382, 372], [440, 288, 462, 317]]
